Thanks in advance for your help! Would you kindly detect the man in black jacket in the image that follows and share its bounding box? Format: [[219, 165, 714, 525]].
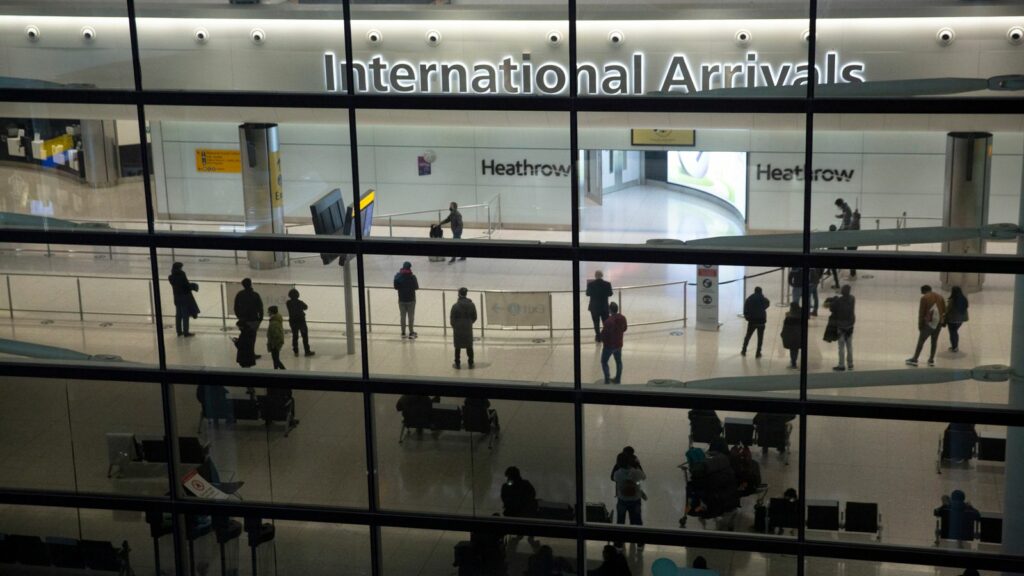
[[233, 278, 264, 368], [440, 202, 465, 263], [741, 286, 770, 358], [393, 261, 419, 339], [586, 270, 614, 342], [168, 262, 198, 337]]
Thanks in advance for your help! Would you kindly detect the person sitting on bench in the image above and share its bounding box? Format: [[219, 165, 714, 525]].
[[196, 384, 232, 428], [501, 466, 538, 518], [261, 387, 299, 433], [935, 489, 980, 542]]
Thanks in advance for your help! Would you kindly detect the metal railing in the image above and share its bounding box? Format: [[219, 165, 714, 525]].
[[864, 212, 944, 251], [373, 194, 502, 239]]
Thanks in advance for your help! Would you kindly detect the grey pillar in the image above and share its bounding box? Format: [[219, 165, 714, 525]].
[[1004, 147, 1024, 564], [79, 120, 119, 188], [941, 132, 991, 293], [239, 123, 286, 270]]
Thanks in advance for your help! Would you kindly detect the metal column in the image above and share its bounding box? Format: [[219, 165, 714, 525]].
[[1003, 145, 1024, 562], [239, 123, 286, 270], [79, 120, 120, 188], [941, 132, 991, 293]]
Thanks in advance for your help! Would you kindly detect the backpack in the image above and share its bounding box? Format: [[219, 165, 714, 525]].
[[685, 447, 706, 466], [926, 303, 941, 330], [619, 474, 640, 499]]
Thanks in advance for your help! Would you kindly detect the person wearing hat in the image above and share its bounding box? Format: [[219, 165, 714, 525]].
[[449, 286, 477, 369], [394, 261, 419, 339]]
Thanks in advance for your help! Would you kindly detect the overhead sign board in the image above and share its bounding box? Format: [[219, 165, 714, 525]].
[[631, 129, 695, 147]]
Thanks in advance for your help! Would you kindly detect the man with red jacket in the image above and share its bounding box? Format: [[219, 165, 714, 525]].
[[600, 302, 628, 384]]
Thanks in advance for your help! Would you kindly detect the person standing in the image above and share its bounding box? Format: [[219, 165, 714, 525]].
[[835, 198, 856, 279], [440, 201, 465, 264], [781, 303, 802, 369], [266, 305, 285, 370], [600, 302, 628, 384], [826, 225, 841, 290], [741, 286, 770, 358], [167, 262, 198, 337], [830, 284, 855, 371], [612, 452, 646, 551], [946, 286, 969, 353], [393, 261, 419, 339], [788, 267, 803, 307], [286, 289, 314, 357], [586, 270, 614, 342], [233, 278, 264, 368], [450, 287, 477, 369], [906, 285, 946, 366], [808, 268, 821, 316]]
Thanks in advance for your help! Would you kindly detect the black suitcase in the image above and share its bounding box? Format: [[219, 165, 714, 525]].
[[535, 499, 575, 521], [585, 502, 612, 523], [753, 504, 768, 533]]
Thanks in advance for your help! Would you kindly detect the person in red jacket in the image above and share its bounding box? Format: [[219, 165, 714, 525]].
[[601, 302, 628, 384]]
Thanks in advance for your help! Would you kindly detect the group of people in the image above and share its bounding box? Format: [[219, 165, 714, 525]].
[[587, 270, 629, 384]]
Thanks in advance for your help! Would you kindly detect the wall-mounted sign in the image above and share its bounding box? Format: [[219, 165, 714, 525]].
[[195, 148, 241, 173], [631, 129, 695, 147], [696, 264, 719, 331], [481, 158, 571, 178], [323, 51, 865, 96]]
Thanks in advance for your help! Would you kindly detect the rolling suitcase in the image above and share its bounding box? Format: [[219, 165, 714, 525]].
[[535, 499, 575, 521], [429, 224, 447, 262]]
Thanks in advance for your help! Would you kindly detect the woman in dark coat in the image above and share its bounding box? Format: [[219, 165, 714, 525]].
[[449, 287, 477, 369], [167, 262, 199, 337], [781, 303, 802, 369], [945, 286, 969, 353]]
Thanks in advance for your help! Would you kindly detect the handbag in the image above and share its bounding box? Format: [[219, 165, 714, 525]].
[[823, 317, 838, 342]]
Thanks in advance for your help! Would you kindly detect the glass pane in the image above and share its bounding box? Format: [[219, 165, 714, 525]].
[[0, 1, 135, 89], [581, 261, 797, 395], [578, 0, 811, 98], [0, 242, 159, 365], [579, 112, 805, 249], [156, 248, 363, 376], [805, 268, 1018, 408], [351, 0, 569, 97], [810, 114, 1024, 257], [145, 105, 353, 238], [0, 504, 176, 576], [586, 404, 799, 536], [381, 526, 576, 576], [174, 384, 367, 508], [0, 102, 149, 231], [378, 394, 575, 519], [808, 557, 1000, 576], [135, 1, 346, 93], [180, 516, 371, 576], [817, 2, 1024, 98], [358, 109, 571, 243], [808, 416, 1014, 552], [365, 255, 572, 384], [587, 540, 797, 575]]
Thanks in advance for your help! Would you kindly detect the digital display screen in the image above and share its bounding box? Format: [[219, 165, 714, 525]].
[[666, 151, 747, 218]]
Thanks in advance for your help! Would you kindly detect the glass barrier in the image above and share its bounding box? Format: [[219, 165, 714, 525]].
[[0, 1, 135, 89], [377, 394, 575, 519], [145, 105, 353, 238], [0, 242, 159, 366], [351, 0, 569, 98], [156, 248, 363, 377], [174, 384, 367, 509], [807, 557, 998, 576], [810, 114, 1024, 257], [577, 0, 811, 99], [381, 525, 577, 576], [807, 416, 1015, 553], [816, 1, 1024, 98], [0, 503, 176, 576], [135, 0, 345, 93], [586, 540, 798, 575], [364, 255, 572, 385], [0, 102, 149, 233], [585, 404, 800, 537]]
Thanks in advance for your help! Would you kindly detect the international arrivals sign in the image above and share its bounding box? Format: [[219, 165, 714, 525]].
[[323, 51, 865, 95]]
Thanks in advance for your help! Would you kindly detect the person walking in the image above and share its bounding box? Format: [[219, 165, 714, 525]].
[[830, 284, 855, 371], [946, 286, 969, 353], [788, 267, 802, 307], [167, 262, 198, 337], [233, 278, 264, 368], [266, 305, 286, 370], [906, 285, 946, 366], [440, 201, 465, 263], [286, 289, 314, 357], [741, 287, 770, 358], [808, 268, 821, 316], [393, 261, 419, 339], [600, 302, 628, 384], [586, 270, 614, 342], [835, 198, 857, 279], [781, 303, 802, 369], [450, 287, 477, 369], [612, 452, 646, 550]]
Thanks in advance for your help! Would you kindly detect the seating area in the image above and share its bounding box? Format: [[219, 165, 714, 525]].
[[936, 424, 1007, 474], [0, 534, 129, 573], [105, 433, 208, 478], [396, 395, 501, 448], [197, 386, 299, 437], [688, 411, 792, 465], [935, 506, 1003, 547], [805, 500, 883, 541]]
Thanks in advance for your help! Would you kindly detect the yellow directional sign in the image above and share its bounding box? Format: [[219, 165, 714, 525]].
[[195, 149, 241, 173]]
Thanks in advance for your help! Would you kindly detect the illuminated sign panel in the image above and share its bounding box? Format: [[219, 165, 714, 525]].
[[322, 52, 865, 95]]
